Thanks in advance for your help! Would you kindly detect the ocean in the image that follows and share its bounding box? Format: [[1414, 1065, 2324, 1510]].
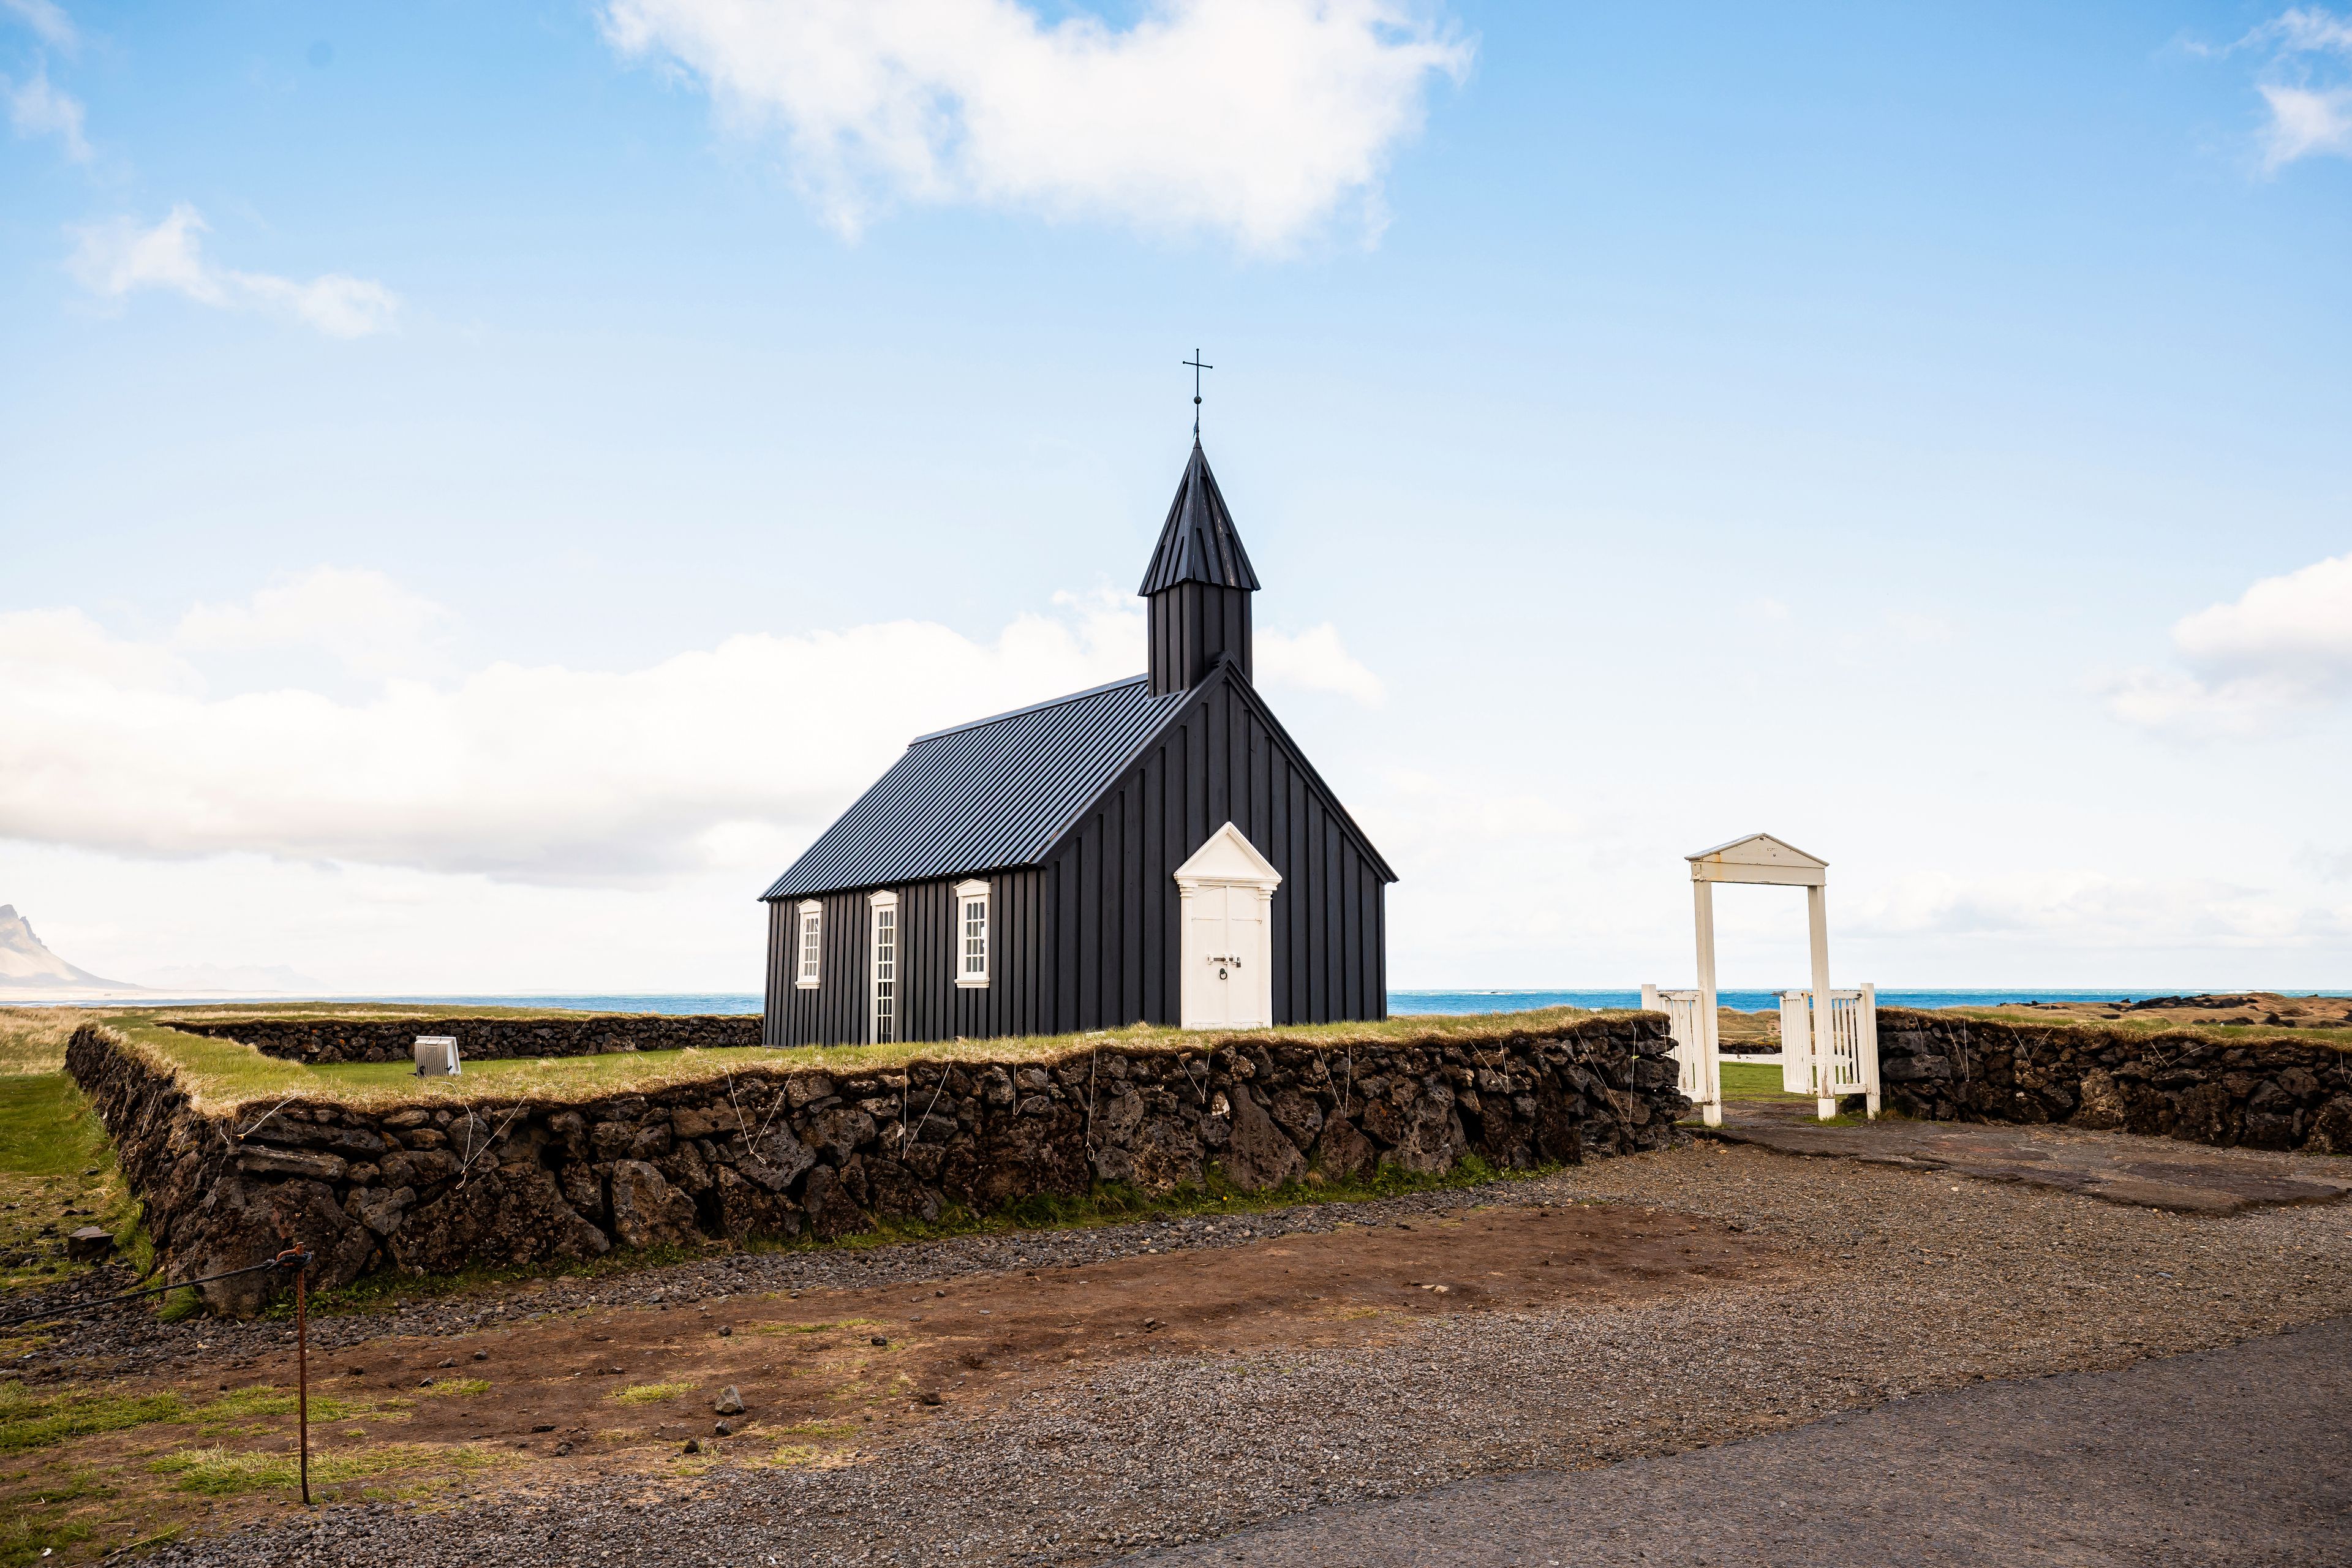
[[66, 986, 2337, 1016]]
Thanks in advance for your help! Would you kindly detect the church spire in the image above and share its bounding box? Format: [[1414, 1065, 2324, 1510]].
[[1141, 440, 1259, 695]]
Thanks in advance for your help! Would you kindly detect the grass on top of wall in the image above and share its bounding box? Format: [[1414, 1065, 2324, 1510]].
[[1903, 1007, 2351, 1054], [137, 1001, 687, 1025], [88, 1006, 1628, 1117]]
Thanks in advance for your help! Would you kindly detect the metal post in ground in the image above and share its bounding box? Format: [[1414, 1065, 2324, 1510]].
[[297, 1261, 308, 1505], [277, 1245, 314, 1506]]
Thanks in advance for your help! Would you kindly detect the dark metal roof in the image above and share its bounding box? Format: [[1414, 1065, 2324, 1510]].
[[1138, 440, 1261, 595], [761, 676, 1186, 900]]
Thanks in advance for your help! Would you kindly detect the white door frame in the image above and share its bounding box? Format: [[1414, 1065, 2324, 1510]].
[[1648, 834, 1879, 1123], [1174, 822, 1280, 1030]]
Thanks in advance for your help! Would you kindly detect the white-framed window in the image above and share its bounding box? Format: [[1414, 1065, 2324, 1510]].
[[869, 890, 899, 1044], [955, 879, 990, 988], [795, 900, 822, 989]]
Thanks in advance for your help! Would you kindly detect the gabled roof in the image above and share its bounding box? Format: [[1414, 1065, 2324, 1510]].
[[1137, 440, 1261, 595], [761, 677, 1185, 901], [1687, 832, 1827, 887]]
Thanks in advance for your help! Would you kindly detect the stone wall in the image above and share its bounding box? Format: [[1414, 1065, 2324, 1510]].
[[67, 1016, 1689, 1316], [162, 1014, 761, 1064], [1875, 1008, 2352, 1154]]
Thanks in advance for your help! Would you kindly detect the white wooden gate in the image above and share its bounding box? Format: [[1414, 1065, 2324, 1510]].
[[1778, 984, 1880, 1114], [1640, 984, 1721, 1127]]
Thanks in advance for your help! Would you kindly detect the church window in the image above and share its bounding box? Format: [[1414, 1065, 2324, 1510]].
[[796, 901, 821, 989], [869, 891, 899, 1043], [956, 880, 989, 987]]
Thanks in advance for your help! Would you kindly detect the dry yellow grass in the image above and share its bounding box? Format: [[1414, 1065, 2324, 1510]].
[[0, 1006, 84, 1076], [86, 1006, 1620, 1116]]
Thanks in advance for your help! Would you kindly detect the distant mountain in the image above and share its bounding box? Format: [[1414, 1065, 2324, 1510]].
[[136, 962, 329, 995], [0, 905, 145, 993]]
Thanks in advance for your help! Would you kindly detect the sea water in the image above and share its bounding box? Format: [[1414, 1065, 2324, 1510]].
[[1381, 987, 2260, 1015]]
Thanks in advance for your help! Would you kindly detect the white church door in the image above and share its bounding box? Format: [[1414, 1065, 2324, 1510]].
[[1175, 823, 1280, 1030]]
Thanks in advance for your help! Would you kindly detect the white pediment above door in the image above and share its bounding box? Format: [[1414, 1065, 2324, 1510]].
[[1174, 822, 1281, 888]]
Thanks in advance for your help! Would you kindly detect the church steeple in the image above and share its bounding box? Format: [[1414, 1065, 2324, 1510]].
[[1140, 440, 1260, 695]]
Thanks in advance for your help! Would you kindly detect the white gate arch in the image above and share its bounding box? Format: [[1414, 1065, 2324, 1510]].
[[1644, 834, 1880, 1124]]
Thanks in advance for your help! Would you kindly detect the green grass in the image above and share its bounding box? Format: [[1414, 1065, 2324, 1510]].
[[88, 1004, 1631, 1116], [0, 1067, 146, 1295], [2, 1509, 93, 1568], [1719, 1061, 1801, 1102], [1928, 1006, 2349, 1052], [0, 1379, 432, 1457], [0, 1072, 117, 1182], [190, 1385, 406, 1431], [0, 1384, 192, 1455], [147, 1441, 503, 1496], [749, 1319, 883, 1336], [308, 1048, 746, 1095], [100, 1020, 319, 1112], [415, 1377, 488, 1398], [610, 1381, 692, 1406]]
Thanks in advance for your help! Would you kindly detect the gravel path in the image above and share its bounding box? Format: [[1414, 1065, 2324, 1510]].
[[1133, 1314, 2352, 1567], [132, 1129, 2352, 1567]]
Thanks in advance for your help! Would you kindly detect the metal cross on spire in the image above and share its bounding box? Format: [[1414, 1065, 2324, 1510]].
[[1183, 350, 1212, 440]]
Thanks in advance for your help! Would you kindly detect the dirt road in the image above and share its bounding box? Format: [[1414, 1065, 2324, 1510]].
[[1134, 1315, 2352, 1567]]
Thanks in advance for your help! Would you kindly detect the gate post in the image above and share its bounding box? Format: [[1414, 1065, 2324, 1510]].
[[1860, 981, 1881, 1118], [1691, 882, 1723, 1127], [1806, 884, 1835, 1120]]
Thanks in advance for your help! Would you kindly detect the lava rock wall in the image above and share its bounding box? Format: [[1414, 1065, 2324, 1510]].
[[67, 1017, 1689, 1317], [1874, 1008, 2352, 1154]]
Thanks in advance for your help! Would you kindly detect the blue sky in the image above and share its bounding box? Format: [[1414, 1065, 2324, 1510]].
[[3, 1, 2349, 995]]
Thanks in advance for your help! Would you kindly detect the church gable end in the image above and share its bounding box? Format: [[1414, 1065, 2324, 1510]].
[[1040, 660, 1392, 1031]]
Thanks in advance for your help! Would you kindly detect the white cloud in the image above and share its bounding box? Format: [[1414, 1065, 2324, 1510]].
[[2261, 5, 2352, 52], [0, 577, 1381, 888], [1884, 611, 1956, 644], [602, 0, 1472, 250], [176, 567, 454, 678], [2237, 6, 2352, 168], [5, 64, 88, 160], [1257, 622, 1385, 704], [2258, 82, 2352, 165], [2171, 551, 2352, 684], [2105, 551, 2352, 737], [1850, 869, 2350, 952], [2, 0, 76, 51], [67, 205, 399, 338]]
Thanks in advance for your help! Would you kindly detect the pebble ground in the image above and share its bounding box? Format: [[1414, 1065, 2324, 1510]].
[[1134, 1316, 2352, 1566], [115, 1127, 2352, 1567]]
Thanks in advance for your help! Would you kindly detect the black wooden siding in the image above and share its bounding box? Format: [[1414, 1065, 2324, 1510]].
[[1046, 665, 1387, 1030], [1147, 580, 1253, 695], [764, 665, 1390, 1046], [763, 869, 1057, 1047]]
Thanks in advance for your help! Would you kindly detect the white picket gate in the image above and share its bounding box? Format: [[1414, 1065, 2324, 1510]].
[[1778, 984, 1880, 1114], [1640, 984, 1718, 1125]]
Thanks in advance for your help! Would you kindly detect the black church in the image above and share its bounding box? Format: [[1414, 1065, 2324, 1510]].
[[760, 439, 1396, 1047]]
